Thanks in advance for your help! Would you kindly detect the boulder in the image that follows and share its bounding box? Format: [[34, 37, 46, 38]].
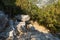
[[21, 15, 30, 22], [16, 22, 27, 33], [15, 15, 30, 22], [0, 11, 8, 32]]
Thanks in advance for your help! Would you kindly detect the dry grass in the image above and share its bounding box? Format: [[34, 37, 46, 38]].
[[30, 21, 50, 33]]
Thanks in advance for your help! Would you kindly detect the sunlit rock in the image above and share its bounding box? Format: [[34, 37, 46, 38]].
[[15, 15, 30, 22], [16, 22, 27, 34], [21, 15, 30, 22]]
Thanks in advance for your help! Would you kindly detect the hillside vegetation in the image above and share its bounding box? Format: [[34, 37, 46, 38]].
[[0, 0, 60, 33]]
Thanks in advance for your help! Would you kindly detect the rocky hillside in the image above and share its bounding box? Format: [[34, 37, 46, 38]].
[[0, 11, 60, 40]]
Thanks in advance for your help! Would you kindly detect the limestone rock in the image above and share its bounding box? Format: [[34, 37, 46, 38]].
[[15, 15, 30, 22], [16, 22, 27, 33], [21, 15, 30, 22]]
